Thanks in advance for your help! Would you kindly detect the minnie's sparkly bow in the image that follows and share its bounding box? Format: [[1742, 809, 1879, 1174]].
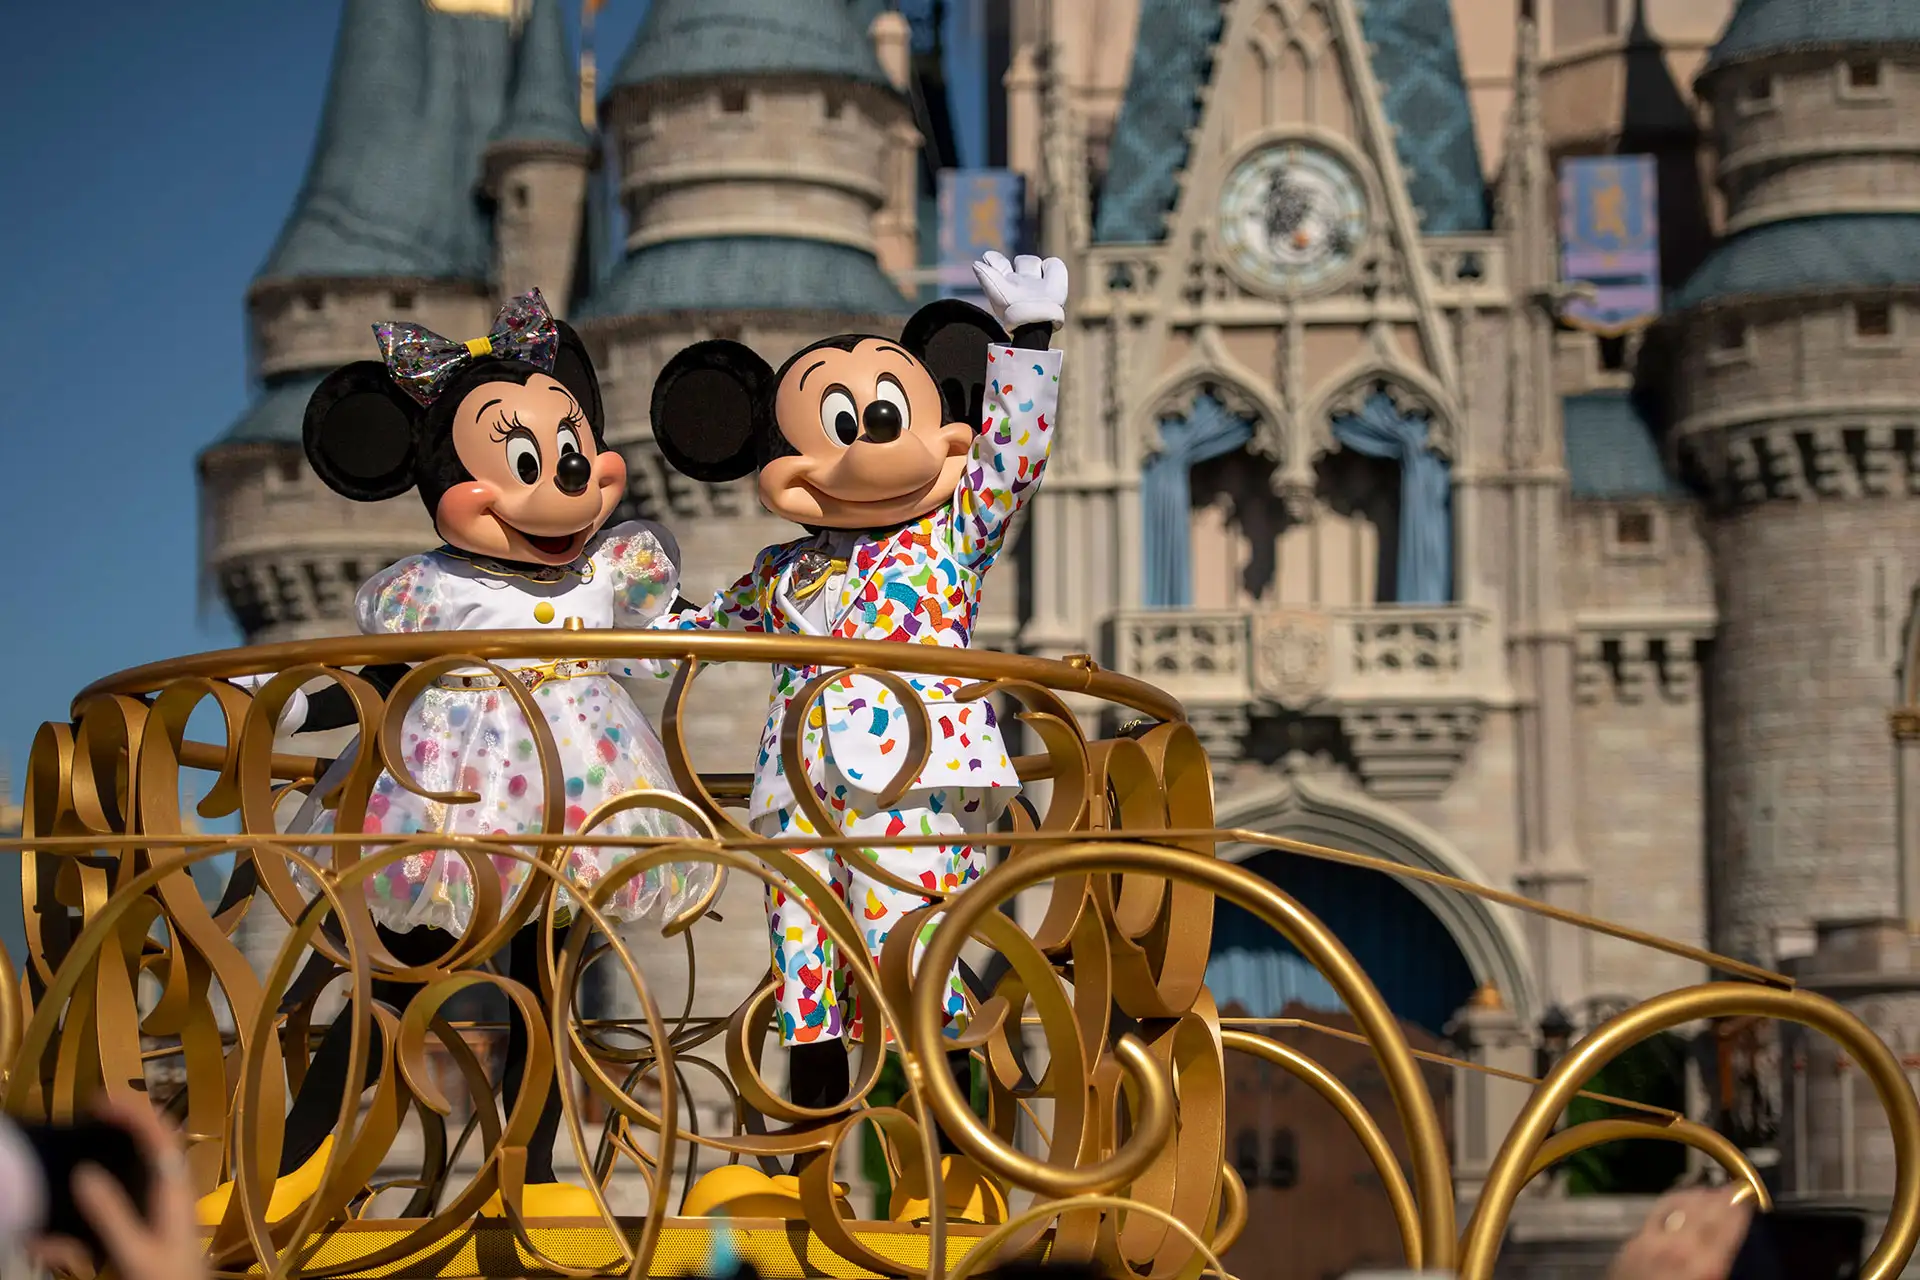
[[373, 289, 560, 407]]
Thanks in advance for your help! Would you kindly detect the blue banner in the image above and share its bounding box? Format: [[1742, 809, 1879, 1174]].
[[1559, 156, 1661, 335], [938, 169, 1024, 304]]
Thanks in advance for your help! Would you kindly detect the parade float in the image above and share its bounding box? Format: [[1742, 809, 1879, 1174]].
[[7, 630, 1918, 1279]]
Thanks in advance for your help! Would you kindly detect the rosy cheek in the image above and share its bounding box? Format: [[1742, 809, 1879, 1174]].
[[434, 482, 500, 548], [594, 450, 628, 490]]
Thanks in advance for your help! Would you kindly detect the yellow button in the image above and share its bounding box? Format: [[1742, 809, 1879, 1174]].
[[533, 601, 556, 624]]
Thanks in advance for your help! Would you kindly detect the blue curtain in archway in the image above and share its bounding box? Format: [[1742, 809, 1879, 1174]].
[[1206, 848, 1478, 1037], [1141, 394, 1257, 608], [1330, 392, 1454, 604]]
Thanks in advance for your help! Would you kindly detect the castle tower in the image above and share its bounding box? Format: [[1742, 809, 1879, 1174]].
[[574, 0, 920, 774], [1672, 0, 1920, 966], [485, 0, 595, 312], [198, 0, 590, 644]]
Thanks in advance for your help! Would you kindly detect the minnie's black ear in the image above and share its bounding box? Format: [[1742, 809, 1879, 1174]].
[[550, 320, 606, 440], [650, 340, 773, 484], [899, 299, 1009, 429], [302, 362, 420, 502]]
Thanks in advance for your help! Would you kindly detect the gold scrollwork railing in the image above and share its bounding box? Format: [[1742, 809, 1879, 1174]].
[[3, 630, 1916, 1280]]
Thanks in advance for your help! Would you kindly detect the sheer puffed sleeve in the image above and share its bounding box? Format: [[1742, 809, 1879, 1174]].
[[355, 554, 454, 635]]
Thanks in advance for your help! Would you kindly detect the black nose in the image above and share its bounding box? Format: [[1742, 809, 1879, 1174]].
[[862, 400, 902, 444], [554, 450, 592, 496]]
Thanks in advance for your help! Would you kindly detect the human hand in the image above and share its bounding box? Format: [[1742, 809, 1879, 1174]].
[[230, 672, 309, 733], [30, 1101, 203, 1280], [971, 251, 1069, 330], [1607, 1186, 1755, 1280]]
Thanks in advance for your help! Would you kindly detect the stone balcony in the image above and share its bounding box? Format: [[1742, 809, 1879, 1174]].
[[1108, 605, 1514, 798]]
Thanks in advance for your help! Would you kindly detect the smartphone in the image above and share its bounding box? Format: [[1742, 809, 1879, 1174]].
[[15, 1120, 153, 1265], [1728, 1208, 1864, 1280]]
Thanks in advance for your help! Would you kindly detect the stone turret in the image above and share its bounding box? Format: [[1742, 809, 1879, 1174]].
[[485, 0, 594, 311], [199, 0, 590, 642], [1671, 0, 1920, 966]]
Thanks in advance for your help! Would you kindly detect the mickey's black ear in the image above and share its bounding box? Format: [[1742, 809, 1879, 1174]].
[[899, 299, 1009, 428], [302, 362, 419, 502], [650, 340, 773, 484], [550, 320, 606, 439]]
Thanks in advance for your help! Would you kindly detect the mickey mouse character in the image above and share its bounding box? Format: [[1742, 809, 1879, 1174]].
[[647, 253, 1066, 1211], [205, 291, 711, 1223]]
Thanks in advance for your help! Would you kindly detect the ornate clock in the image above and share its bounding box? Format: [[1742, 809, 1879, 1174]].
[[1218, 141, 1369, 292]]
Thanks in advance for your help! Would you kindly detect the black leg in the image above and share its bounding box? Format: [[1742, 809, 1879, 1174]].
[[788, 1039, 851, 1110], [501, 926, 564, 1184], [277, 925, 445, 1176], [935, 1050, 975, 1156], [786, 1040, 851, 1175]]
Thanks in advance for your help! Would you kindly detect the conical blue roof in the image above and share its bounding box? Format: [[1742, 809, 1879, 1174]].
[[492, 0, 590, 149], [256, 0, 515, 284], [1705, 0, 1920, 73], [610, 0, 891, 92], [575, 236, 908, 320]]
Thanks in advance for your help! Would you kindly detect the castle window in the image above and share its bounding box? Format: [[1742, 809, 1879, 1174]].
[[1267, 1128, 1298, 1189], [1233, 1129, 1261, 1185], [1598, 334, 1629, 372], [1739, 75, 1775, 112], [300, 288, 324, 313], [390, 289, 414, 310], [824, 93, 845, 120], [1615, 509, 1654, 546], [513, 184, 530, 210], [1711, 317, 1749, 360], [1604, 506, 1663, 560], [1840, 59, 1889, 101], [719, 88, 748, 114], [1848, 60, 1882, 89], [1852, 301, 1898, 347]]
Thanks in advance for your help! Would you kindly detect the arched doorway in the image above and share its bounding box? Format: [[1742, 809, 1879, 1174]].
[[1206, 773, 1537, 1279], [1209, 845, 1477, 1036]]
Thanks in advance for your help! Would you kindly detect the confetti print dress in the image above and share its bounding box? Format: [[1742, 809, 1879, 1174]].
[[650, 343, 1064, 1044], [303, 522, 713, 936]]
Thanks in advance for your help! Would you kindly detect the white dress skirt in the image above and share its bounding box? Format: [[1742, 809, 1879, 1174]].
[[294, 521, 713, 936]]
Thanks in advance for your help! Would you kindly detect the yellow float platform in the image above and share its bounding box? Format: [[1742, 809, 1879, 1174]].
[[215, 1218, 1047, 1279]]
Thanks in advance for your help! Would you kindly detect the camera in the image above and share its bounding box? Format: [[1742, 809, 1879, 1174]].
[[0, 1116, 152, 1264]]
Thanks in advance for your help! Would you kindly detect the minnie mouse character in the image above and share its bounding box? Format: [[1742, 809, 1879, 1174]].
[[646, 253, 1066, 1214], [205, 291, 711, 1222]]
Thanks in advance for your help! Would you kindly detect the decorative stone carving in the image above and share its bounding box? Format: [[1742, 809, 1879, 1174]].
[[619, 445, 751, 521], [1574, 620, 1713, 706], [1251, 610, 1334, 709], [1325, 375, 1453, 460], [1186, 706, 1251, 784], [1679, 421, 1920, 511], [1337, 704, 1485, 800]]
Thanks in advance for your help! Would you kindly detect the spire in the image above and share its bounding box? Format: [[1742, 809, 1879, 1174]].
[[256, 0, 516, 285], [491, 0, 591, 150], [1495, 3, 1550, 265]]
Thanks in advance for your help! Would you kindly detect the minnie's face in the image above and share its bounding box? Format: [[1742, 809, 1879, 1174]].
[[760, 340, 973, 528], [434, 374, 627, 564]]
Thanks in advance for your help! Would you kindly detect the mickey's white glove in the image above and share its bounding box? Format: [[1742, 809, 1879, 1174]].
[[971, 251, 1069, 331], [230, 673, 309, 734]]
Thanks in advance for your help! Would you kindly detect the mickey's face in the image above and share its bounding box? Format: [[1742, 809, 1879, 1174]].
[[433, 374, 627, 564], [759, 340, 973, 528]]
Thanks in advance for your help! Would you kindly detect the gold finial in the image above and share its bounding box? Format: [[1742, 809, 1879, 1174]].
[[580, 0, 602, 131], [1469, 983, 1504, 1010], [563, 616, 586, 631]]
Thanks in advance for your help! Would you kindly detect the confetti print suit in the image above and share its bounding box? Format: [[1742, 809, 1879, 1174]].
[[652, 344, 1063, 1045]]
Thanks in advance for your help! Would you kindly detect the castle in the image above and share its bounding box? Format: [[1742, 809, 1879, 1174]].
[[196, 0, 1920, 1269]]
